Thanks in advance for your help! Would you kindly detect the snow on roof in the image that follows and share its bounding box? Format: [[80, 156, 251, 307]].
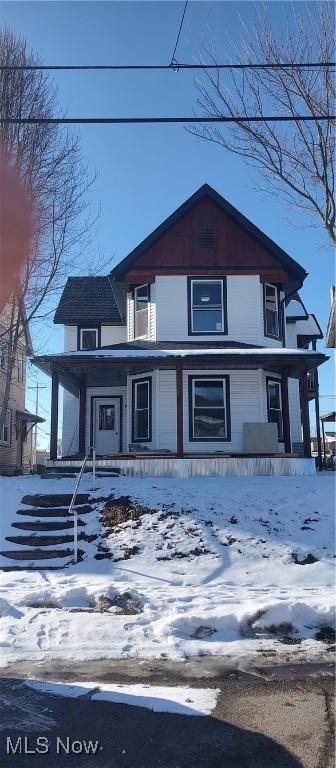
[[50, 347, 323, 359], [295, 315, 322, 337]]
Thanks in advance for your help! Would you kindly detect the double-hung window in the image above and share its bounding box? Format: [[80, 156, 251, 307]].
[[189, 278, 227, 335], [134, 284, 149, 339], [132, 378, 151, 442], [264, 284, 280, 338], [266, 378, 283, 441], [0, 409, 11, 445], [189, 377, 230, 441], [80, 328, 98, 350]]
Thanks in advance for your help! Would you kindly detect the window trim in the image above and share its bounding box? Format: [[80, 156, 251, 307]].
[[132, 376, 152, 443], [77, 326, 100, 351], [133, 283, 150, 340], [263, 283, 282, 340], [0, 409, 11, 446], [188, 375, 231, 442], [187, 277, 228, 336], [266, 376, 284, 443]]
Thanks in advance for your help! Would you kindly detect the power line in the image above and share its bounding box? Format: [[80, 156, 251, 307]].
[[0, 62, 334, 71], [170, 1, 189, 68], [2, 115, 334, 125]]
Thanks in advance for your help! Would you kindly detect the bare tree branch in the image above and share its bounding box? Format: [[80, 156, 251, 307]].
[[190, 1, 335, 244]]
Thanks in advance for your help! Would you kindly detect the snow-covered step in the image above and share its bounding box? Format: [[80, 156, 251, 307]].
[[11, 519, 86, 532], [5, 533, 96, 547], [16, 505, 92, 518], [0, 548, 84, 560], [95, 472, 120, 478], [21, 493, 91, 508]]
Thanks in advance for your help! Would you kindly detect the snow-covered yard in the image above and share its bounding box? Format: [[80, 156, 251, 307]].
[[0, 472, 335, 666]]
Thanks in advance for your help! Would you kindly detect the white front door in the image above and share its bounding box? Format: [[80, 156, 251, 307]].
[[93, 398, 120, 455]]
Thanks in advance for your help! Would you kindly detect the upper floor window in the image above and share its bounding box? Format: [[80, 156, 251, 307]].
[[0, 409, 11, 445], [264, 284, 281, 338], [79, 328, 98, 350], [134, 284, 149, 339], [188, 278, 227, 335]]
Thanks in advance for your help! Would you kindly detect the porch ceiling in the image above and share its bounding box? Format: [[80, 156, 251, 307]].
[[32, 346, 328, 394]]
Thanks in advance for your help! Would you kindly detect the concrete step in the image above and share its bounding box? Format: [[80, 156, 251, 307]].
[[6, 533, 96, 547], [41, 473, 77, 479], [16, 505, 93, 518], [21, 493, 91, 508], [0, 548, 84, 561], [11, 520, 86, 532]]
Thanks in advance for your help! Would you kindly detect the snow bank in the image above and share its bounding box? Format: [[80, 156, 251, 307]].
[[26, 680, 220, 716], [0, 473, 334, 665]]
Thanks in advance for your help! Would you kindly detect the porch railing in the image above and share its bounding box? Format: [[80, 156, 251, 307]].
[[68, 446, 96, 563]]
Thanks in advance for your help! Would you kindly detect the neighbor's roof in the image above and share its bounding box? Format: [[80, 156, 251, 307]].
[[109, 183, 308, 285], [54, 277, 127, 325], [320, 411, 336, 423]]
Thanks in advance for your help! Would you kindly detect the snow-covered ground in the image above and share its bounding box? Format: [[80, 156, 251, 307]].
[[0, 472, 335, 666]]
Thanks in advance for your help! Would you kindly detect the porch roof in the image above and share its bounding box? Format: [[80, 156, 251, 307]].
[[31, 343, 328, 394]]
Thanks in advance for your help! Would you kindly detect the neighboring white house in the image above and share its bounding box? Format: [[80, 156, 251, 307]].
[[32, 184, 327, 475]]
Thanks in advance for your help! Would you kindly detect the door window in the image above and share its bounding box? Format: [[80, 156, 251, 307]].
[[99, 405, 115, 431]]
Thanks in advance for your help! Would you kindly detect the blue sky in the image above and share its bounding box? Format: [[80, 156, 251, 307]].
[[1, 1, 334, 446]]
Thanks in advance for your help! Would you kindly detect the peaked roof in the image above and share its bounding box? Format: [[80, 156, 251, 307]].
[[110, 183, 307, 285], [54, 276, 127, 325]]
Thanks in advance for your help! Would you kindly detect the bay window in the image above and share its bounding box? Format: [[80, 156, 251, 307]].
[[264, 284, 281, 338], [134, 284, 149, 339], [189, 376, 231, 441], [132, 377, 152, 442], [266, 378, 283, 441]]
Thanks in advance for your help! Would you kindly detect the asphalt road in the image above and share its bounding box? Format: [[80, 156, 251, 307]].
[[0, 666, 334, 768]]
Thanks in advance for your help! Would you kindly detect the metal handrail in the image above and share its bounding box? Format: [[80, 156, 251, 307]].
[[68, 446, 96, 563]]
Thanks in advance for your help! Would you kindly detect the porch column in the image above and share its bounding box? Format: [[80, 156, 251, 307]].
[[312, 343, 323, 471], [299, 369, 311, 458], [176, 361, 184, 458], [78, 381, 86, 455], [321, 418, 327, 467], [281, 371, 291, 453], [50, 369, 59, 460]]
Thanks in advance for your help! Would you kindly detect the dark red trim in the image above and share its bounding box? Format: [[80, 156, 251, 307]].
[[299, 371, 311, 458], [281, 373, 291, 453]]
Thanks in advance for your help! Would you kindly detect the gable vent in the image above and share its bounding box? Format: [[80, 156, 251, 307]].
[[198, 228, 216, 248]]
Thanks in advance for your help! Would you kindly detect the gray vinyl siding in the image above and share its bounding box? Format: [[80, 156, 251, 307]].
[[62, 390, 79, 456], [288, 377, 302, 443]]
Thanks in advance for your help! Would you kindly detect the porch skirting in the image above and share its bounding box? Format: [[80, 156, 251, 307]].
[[48, 456, 316, 478]]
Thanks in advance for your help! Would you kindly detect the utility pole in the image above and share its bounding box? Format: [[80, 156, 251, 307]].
[[28, 383, 47, 467]]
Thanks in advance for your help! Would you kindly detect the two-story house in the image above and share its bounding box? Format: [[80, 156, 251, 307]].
[[33, 184, 327, 476]]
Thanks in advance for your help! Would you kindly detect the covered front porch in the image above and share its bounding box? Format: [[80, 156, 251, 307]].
[[32, 344, 328, 475]]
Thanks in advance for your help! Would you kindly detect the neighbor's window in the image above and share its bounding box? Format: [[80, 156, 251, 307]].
[[267, 379, 283, 440], [0, 343, 8, 370], [189, 279, 226, 334], [80, 328, 98, 350], [190, 378, 229, 440], [264, 284, 280, 338], [0, 409, 11, 445], [134, 284, 149, 338], [133, 378, 151, 441]]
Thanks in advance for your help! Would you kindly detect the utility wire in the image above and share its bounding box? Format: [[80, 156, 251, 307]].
[[2, 115, 334, 125], [0, 62, 334, 72], [170, 0, 189, 68]]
